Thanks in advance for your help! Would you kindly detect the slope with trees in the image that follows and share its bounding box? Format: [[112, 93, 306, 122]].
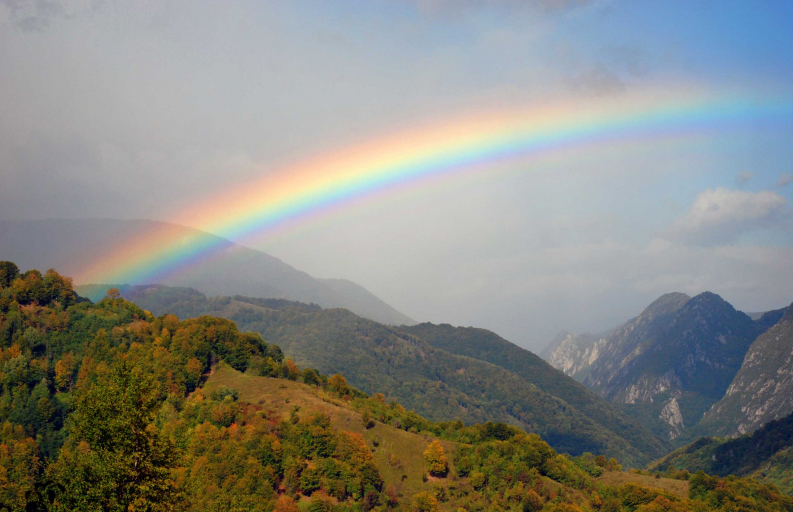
[[398, 322, 670, 462]]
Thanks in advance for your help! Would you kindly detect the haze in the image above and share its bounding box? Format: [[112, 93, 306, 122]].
[[2, 0, 793, 349]]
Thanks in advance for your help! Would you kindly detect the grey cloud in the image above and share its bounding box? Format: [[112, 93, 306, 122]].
[[778, 173, 793, 188], [605, 45, 649, 77], [736, 171, 753, 186], [665, 188, 788, 246], [1, 0, 64, 30], [569, 62, 625, 95]]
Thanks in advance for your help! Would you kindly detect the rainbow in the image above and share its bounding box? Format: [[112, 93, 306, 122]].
[[76, 85, 793, 285]]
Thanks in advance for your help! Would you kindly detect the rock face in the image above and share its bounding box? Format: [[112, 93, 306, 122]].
[[546, 331, 608, 382], [698, 303, 793, 437], [546, 292, 772, 441], [659, 398, 685, 440]]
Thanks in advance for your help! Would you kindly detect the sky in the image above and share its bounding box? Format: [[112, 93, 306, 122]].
[[2, 0, 793, 350]]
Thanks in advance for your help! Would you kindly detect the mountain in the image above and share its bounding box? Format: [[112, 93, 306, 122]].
[[3, 263, 785, 511], [650, 412, 793, 494], [114, 284, 668, 466], [539, 329, 571, 360], [545, 331, 607, 383], [397, 322, 670, 460], [0, 218, 414, 325], [696, 303, 793, 437], [545, 292, 775, 442]]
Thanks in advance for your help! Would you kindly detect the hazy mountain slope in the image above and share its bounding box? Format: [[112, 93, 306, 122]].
[[539, 329, 571, 360], [398, 322, 670, 460], [546, 331, 607, 382], [0, 218, 414, 325], [318, 277, 414, 326], [650, 413, 793, 494], [696, 303, 793, 437], [545, 292, 776, 441], [115, 285, 664, 466], [592, 293, 760, 408], [581, 292, 692, 395]]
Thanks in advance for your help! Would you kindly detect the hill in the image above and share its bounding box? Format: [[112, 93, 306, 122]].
[[650, 413, 793, 494], [3, 261, 792, 511], [696, 303, 793, 437], [0, 218, 414, 325], [112, 284, 666, 466], [397, 322, 670, 462]]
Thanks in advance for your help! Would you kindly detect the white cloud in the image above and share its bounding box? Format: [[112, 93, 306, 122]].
[[666, 187, 787, 246]]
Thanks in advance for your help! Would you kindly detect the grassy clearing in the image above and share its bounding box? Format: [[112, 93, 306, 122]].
[[204, 363, 458, 507], [597, 471, 689, 499]]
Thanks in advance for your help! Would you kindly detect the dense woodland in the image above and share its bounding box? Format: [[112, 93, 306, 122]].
[[2, 262, 793, 511], [650, 413, 793, 494]]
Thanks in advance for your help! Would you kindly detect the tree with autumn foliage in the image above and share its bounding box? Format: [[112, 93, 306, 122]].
[[47, 360, 179, 511], [423, 440, 448, 477], [410, 491, 440, 512], [328, 373, 348, 395]]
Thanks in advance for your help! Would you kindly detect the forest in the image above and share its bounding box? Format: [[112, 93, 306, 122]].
[[1, 261, 792, 511]]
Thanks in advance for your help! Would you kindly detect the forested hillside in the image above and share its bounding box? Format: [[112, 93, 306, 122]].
[[109, 284, 666, 466], [650, 413, 793, 494], [398, 323, 670, 462], [2, 260, 792, 511]]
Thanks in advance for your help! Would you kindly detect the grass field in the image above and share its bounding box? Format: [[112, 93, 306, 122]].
[[204, 363, 458, 506], [597, 471, 690, 499]]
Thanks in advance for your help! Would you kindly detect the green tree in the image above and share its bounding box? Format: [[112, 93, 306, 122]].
[[0, 261, 19, 288], [410, 491, 440, 512], [48, 360, 179, 511]]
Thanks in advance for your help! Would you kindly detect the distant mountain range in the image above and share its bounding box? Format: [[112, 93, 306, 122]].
[[111, 283, 670, 467], [543, 292, 791, 443], [0, 218, 414, 326]]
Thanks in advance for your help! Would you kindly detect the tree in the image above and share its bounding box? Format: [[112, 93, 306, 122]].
[[328, 374, 348, 395], [522, 489, 543, 512], [105, 287, 121, 300], [0, 261, 19, 288], [54, 352, 77, 391], [273, 495, 299, 512], [410, 492, 440, 512], [48, 360, 179, 511], [423, 440, 448, 477], [361, 409, 374, 429]]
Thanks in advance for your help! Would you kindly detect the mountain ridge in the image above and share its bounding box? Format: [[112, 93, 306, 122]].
[[0, 218, 415, 326]]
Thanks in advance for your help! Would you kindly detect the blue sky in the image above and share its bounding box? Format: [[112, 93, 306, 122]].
[[1, 0, 792, 347]]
